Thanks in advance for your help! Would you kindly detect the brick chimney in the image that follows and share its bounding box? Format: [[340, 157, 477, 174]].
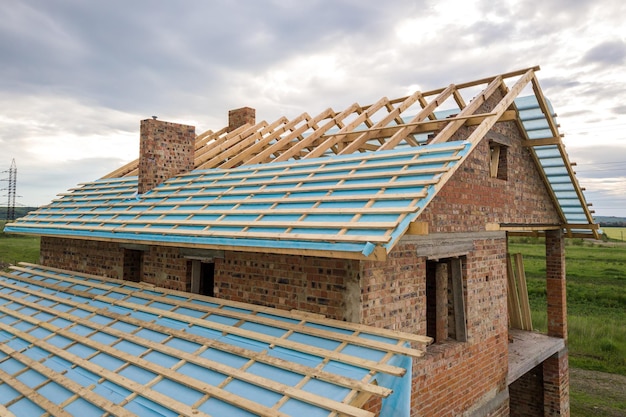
[[138, 118, 195, 195], [228, 107, 255, 132]]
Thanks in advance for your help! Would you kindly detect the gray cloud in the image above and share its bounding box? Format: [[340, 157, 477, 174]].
[[582, 40, 626, 65], [1, 0, 626, 216]]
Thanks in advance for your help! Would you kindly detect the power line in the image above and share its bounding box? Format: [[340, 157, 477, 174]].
[[1, 159, 17, 221]]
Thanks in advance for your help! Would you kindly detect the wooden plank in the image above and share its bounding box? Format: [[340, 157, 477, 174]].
[[338, 90, 425, 154], [406, 221, 429, 235], [450, 258, 467, 342], [435, 262, 448, 343], [107, 219, 398, 230], [490, 144, 501, 178], [0, 405, 16, 417], [507, 254, 523, 330], [429, 76, 504, 145], [514, 253, 533, 331], [271, 104, 362, 163], [201, 119, 284, 169], [244, 109, 335, 165], [521, 137, 562, 147], [305, 97, 388, 159], [220, 114, 308, 169], [194, 122, 262, 168], [32, 223, 394, 244]]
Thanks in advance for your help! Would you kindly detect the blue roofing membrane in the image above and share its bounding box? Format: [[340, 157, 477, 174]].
[[0, 264, 427, 417], [5, 141, 471, 258], [514, 95, 594, 230]]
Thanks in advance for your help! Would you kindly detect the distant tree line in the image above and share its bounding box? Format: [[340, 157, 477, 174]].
[[595, 216, 626, 227], [0, 206, 39, 221]]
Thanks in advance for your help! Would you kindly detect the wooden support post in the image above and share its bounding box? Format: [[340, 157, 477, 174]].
[[507, 254, 523, 329], [515, 253, 533, 331], [450, 258, 467, 342]]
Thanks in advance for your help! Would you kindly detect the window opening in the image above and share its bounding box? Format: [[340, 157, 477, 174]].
[[426, 257, 467, 342], [123, 249, 142, 282], [490, 143, 508, 180], [191, 260, 215, 297]]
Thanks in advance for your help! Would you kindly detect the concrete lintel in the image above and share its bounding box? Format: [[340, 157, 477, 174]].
[[179, 248, 225, 260], [120, 243, 150, 251], [400, 231, 506, 259]]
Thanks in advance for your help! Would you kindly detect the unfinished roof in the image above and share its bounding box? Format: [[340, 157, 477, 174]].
[[5, 66, 598, 249], [0, 263, 429, 417], [5, 142, 470, 260]]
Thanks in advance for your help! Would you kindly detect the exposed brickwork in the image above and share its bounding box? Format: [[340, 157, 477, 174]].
[[35, 95, 573, 416], [420, 94, 561, 234], [543, 349, 570, 416], [361, 243, 426, 333], [214, 251, 359, 320], [228, 107, 256, 132], [138, 119, 195, 194], [546, 229, 567, 340], [141, 246, 191, 291], [40, 237, 125, 278], [40, 237, 192, 291], [409, 238, 509, 416], [510, 364, 544, 417]]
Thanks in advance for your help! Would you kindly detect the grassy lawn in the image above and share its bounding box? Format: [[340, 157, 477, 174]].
[[603, 227, 626, 242], [510, 239, 626, 376], [0, 220, 40, 268]]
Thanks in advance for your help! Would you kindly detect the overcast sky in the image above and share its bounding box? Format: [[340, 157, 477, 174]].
[[1, 0, 625, 217]]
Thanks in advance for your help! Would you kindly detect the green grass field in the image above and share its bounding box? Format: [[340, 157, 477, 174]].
[[602, 226, 626, 242], [509, 239, 626, 377], [0, 221, 40, 268]]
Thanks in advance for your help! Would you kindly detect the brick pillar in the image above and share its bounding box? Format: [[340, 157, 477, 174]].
[[545, 229, 566, 340], [228, 107, 255, 132], [138, 119, 195, 194], [544, 229, 569, 416], [543, 348, 570, 416], [435, 262, 448, 343]]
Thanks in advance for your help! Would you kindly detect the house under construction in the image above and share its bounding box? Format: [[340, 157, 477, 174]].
[[3, 66, 597, 416]]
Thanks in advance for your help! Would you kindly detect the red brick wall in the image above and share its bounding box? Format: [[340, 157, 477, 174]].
[[406, 237, 508, 416], [40, 237, 125, 278], [39, 237, 191, 291], [214, 251, 359, 320], [141, 246, 190, 291], [543, 349, 570, 416], [361, 243, 426, 333], [510, 364, 544, 417], [546, 229, 567, 340]]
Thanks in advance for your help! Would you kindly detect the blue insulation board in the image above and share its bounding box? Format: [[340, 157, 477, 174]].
[[4, 141, 471, 257], [0, 264, 414, 417]]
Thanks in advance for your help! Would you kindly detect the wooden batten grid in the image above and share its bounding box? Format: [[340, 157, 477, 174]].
[[0, 263, 432, 417]]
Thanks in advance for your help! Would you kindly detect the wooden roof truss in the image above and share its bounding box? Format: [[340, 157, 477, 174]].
[[103, 68, 536, 177]]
